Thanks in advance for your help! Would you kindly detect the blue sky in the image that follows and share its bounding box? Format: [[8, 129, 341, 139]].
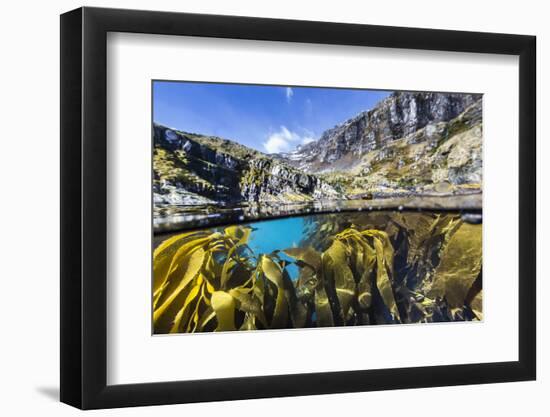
[[153, 81, 391, 154]]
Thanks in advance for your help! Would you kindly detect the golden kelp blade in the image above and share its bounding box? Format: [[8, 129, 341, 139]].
[[153, 232, 209, 294], [333, 228, 399, 321], [153, 247, 206, 324], [469, 290, 483, 320], [371, 235, 400, 320], [339, 230, 375, 309], [229, 287, 268, 328], [152, 216, 482, 333], [314, 280, 334, 327], [170, 280, 200, 328], [220, 226, 253, 288], [429, 222, 482, 309], [260, 255, 289, 328], [283, 247, 321, 271], [324, 240, 355, 320], [211, 291, 236, 331], [225, 225, 252, 246]]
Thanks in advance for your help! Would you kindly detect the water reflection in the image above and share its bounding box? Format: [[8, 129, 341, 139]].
[[154, 193, 481, 233]]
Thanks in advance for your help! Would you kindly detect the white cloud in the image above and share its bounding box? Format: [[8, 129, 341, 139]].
[[285, 87, 294, 103], [263, 126, 316, 153]]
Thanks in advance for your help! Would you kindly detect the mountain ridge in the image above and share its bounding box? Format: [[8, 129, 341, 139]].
[[153, 124, 340, 205], [278, 91, 481, 173], [153, 91, 482, 206]]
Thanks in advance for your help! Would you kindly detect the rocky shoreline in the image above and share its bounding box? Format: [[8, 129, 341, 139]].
[[154, 192, 482, 234]]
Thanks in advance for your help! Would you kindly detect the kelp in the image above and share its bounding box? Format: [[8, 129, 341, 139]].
[[428, 222, 482, 317], [153, 212, 482, 334]]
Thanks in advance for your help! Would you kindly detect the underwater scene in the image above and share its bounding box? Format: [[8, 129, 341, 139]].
[[153, 210, 482, 334]]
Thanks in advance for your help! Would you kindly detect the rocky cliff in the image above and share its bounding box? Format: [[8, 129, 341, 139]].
[[153, 125, 339, 205], [153, 91, 482, 206], [279, 92, 482, 198], [279, 91, 481, 174]]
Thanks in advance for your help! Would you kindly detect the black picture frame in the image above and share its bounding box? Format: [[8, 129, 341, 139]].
[[60, 6, 536, 410]]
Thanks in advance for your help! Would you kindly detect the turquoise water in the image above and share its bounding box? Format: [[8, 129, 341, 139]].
[[247, 216, 304, 256], [246, 216, 304, 280]]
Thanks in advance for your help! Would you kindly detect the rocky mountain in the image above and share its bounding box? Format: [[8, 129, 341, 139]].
[[153, 125, 339, 205], [153, 91, 482, 206], [278, 91, 481, 173], [317, 98, 482, 198]]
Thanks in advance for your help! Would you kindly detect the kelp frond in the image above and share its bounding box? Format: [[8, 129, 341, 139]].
[[153, 215, 482, 333]]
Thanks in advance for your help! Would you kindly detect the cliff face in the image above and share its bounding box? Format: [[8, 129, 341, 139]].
[[153, 125, 339, 205], [313, 99, 483, 198], [153, 91, 482, 206], [281, 92, 481, 174]]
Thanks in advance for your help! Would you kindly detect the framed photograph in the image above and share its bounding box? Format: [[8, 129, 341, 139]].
[[60, 6, 536, 409]]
